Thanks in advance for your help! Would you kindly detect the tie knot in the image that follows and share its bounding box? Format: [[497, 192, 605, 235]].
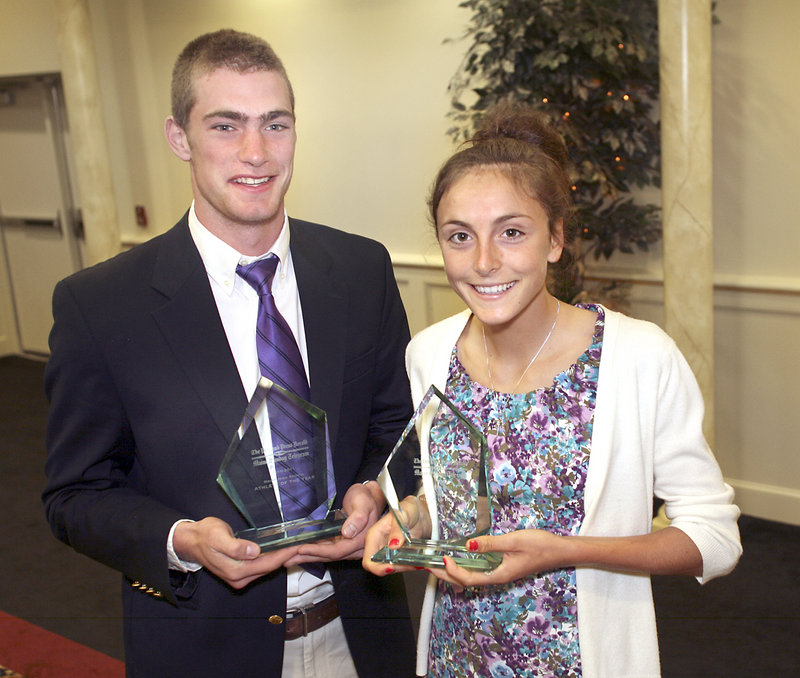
[[236, 254, 279, 296]]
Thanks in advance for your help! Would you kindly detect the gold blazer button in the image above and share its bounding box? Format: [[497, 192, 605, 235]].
[[268, 615, 284, 625]]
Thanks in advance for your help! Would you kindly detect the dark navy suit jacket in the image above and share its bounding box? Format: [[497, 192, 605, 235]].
[[43, 214, 416, 677]]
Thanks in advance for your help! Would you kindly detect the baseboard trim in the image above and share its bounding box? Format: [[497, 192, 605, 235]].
[[727, 478, 800, 526]]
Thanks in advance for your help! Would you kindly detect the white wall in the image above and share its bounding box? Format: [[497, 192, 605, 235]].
[[581, 0, 800, 525], [87, 0, 466, 260], [709, 0, 800, 522], [0, 0, 798, 524], [0, 0, 62, 354], [0, 0, 60, 75]]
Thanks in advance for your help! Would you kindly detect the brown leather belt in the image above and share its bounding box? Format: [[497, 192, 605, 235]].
[[285, 594, 339, 640]]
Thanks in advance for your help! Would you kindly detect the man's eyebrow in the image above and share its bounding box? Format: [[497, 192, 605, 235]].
[[203, 109, 245, 122], [261, 109, 294, 123], [202, 109, 295, 123]]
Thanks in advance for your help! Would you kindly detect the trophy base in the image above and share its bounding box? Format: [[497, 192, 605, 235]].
[[236, 510, 347, 552], [371, 538, 502, 572]]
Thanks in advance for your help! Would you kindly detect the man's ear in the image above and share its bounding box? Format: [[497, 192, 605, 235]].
[[548, 218, 565, 263], [165, 116, 191, 161]]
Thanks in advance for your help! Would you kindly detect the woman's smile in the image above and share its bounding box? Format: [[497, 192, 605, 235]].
[[472, 281, 516, 295], [436, 168, 563, 330]]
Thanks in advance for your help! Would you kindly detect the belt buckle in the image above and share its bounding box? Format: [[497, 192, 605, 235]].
[[287, 603, 311, 638]]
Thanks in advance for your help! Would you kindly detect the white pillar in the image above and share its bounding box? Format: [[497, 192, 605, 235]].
[[658, 0, 715, 445], [55, 0, 120, 266]]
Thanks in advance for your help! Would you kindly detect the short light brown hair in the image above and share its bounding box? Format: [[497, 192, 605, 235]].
[[171, 29, 294, 129]]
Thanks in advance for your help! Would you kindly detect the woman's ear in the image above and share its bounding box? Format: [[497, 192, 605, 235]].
[[164, 116, 191, 161], [548, 218, 565, 263]]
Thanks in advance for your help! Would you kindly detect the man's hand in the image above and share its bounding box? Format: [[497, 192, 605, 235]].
[[290, 480, 385, 564], [173, 517, 300, 589]]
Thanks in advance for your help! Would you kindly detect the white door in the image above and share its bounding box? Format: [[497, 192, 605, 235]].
[[0, 74, 82, 355]]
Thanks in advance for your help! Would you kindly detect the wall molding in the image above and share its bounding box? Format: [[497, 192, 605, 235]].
[[392, 262, 463, 336], [585, 270, 800, 316], [727, 478, 800, 526], [391, 253, 445, 270], [0, 237, 20, 357], [0, 333, 19, 356], [391, 258, 800, 330], [393, 255, 800, 296], [583, 268, 800, 298], [391, 257, 800, 527]]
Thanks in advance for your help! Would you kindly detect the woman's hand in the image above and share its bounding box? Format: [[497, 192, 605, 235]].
[[428, 529, 566, 590], [425, 525, 703, 591], [361, 495, 432, 576]]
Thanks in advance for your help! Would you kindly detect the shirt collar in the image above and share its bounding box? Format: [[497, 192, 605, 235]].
[[187, 202, 291, 295]]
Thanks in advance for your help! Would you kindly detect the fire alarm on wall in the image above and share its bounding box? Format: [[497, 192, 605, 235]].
[[135, 205, 148, 227]]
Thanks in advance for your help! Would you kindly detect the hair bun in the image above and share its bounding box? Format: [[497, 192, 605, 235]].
[[472, 102, 568, 167]]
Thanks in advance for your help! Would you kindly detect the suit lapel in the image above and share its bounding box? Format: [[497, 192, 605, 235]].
[[290, 219, 347, 448], [149, 219, 247, 441]]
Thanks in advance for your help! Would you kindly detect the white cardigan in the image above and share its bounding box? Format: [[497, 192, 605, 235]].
[[406, 307, 742, 678]]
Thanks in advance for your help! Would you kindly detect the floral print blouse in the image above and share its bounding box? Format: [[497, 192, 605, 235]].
[[427, 306, 604, 678]]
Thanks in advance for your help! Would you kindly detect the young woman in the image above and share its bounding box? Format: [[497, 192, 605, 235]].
[[363, 104, 742, 678]]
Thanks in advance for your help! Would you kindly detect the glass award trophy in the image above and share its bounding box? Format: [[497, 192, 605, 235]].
[[217, 376, 346, 551], [371, 385, 502, 571]]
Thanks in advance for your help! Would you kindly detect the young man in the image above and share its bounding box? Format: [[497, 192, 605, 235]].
[[43, 29, 415, 677]]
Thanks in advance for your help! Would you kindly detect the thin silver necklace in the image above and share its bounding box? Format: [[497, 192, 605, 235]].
[[482, 300, 561, 392]]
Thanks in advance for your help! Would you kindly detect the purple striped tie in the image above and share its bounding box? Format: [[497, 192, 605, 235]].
[[236, 255, 317, 521]]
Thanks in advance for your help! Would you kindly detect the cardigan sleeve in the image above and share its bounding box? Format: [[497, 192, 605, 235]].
[[599, 309, 742, 583], [650, 331, 743, 582]]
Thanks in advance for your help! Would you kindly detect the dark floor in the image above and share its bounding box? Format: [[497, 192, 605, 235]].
[[0, 355, 124, 660], [653, 514, 800, 676], [2, 355, 799, 675]]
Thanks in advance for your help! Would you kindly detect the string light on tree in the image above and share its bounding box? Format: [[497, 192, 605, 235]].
[[447, 0, 663, 303]]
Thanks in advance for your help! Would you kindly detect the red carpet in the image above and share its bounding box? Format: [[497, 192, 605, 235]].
[[0, 611, 123, 678]]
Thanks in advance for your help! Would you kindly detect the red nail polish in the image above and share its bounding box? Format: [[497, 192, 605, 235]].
[[384, 566, 395, 574], [388, 538, 401, 549], [467, 539, 479, 552]]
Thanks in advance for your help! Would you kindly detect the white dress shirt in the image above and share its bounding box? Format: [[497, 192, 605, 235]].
[[168, 203, 334, 608]]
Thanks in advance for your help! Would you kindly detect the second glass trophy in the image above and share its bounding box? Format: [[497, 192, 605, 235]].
[[371, 385, 502, 571], [217, 377, 345, 551]]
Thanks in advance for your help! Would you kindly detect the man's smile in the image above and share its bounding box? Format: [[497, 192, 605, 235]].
[[232, 176, 273, 186]]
